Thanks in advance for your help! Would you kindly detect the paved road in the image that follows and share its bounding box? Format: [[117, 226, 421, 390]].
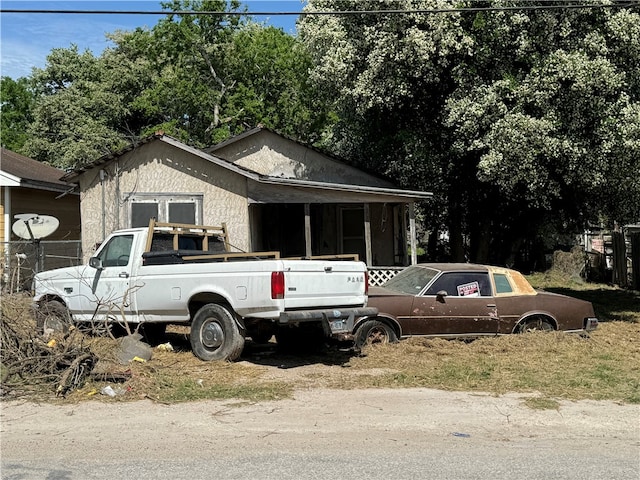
[[2, 388, 639, 479]]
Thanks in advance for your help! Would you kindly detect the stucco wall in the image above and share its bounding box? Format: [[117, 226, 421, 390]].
[[215, 130, 396, 188], [77, 140, 249, 260]]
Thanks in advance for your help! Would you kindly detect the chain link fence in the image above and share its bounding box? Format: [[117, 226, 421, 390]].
[[1, 240, 83, 293]]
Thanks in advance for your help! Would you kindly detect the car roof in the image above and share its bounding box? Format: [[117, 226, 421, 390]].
[[412, 263, 535, 295]]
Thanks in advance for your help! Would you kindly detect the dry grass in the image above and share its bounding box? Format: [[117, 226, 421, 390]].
[[2, 274, 639, 405], [344, 322, 640, 403]]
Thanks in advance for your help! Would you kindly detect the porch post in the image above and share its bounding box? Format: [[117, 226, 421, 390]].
[[3, 187, 10, 283], [409, 202, 417, 265], [364, 203, 372, 266], [304, 203, 312, 258]]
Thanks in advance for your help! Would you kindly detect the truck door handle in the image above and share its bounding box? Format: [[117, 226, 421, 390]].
[[487, 304, 496, 308], [119, 272, 129, 278]]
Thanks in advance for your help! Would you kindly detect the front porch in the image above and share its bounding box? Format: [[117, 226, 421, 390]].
[[248, 202, 418, 267]]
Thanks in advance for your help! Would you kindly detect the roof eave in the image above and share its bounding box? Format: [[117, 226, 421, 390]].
[[256, 176, 432, 200]]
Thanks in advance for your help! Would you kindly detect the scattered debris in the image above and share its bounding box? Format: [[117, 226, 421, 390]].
[[116, 333, 153, 365], [0, 294, 142, 399], [156, 342, 174, 352], [0, 295, 98, 398]]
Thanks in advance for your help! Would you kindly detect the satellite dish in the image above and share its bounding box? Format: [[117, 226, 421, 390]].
[[12, 214, 59, 240]]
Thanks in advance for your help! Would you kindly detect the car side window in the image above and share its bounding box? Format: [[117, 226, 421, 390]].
[[493, 273, 513, 294], [425, 272, 492, 297], [98, 235, 134, 267]]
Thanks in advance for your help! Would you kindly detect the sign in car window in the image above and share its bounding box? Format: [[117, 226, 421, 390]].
[[457, 281, 480, 297]]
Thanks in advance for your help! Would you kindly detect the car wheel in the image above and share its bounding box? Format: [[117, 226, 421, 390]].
[[517, 316, 555, 333], [190, 304, 245, 361], [354, 319, 398, 349], [36, 300, 71, 334]]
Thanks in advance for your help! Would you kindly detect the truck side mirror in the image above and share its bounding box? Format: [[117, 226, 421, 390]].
[[89, 257, 104, 270], [436, 290, 448, 303]]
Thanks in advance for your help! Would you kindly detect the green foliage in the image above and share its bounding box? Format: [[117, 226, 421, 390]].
[[0, 76, 34, 152], [23, 1, 327, 167], [300, 0, 640, 265]]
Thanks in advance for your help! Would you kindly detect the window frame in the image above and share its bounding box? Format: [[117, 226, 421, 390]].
[[127, 193, 203, 227], [424, 271, 493, 297]]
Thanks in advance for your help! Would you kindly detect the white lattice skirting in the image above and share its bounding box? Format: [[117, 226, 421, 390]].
[[368, 267, 404, 286]]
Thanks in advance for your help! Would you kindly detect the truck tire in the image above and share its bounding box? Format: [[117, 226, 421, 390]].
[[36, 300, 71, 334], [190, 304, 245, 361]]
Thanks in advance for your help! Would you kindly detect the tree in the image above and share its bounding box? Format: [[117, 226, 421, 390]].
[[223, 23, 332, 143], [24, 0, 326, 167], [299, 0, 640, 267], [24, 46, 132, 168], [1, 76, 34, 152]]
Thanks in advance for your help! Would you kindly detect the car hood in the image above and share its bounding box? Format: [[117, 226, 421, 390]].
[[368, 285, 414, 298]]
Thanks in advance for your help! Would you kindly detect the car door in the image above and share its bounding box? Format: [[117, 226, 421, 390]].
[[403, 271, 499, 336], [77, 234, 135, 321]]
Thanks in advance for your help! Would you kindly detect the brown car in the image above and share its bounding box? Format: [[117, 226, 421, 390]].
[[354, 263, 599, 347]]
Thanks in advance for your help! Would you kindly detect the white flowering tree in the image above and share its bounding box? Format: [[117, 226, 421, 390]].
[[299, 0, 640, 265]]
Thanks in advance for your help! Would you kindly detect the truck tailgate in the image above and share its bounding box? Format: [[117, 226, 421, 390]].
[[283, 260, 367, 309]]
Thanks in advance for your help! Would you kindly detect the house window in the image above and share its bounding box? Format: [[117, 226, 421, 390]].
[[129, 194, 203, 227]]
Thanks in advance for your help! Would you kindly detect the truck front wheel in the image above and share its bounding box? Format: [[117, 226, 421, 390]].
[[190, 304, 245, 361], [36, 300, 71, 334]]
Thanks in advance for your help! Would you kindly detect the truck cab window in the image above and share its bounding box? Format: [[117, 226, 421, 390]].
[[98, 235, 134, 267]]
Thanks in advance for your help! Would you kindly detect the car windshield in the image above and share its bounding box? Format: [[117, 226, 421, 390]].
[[383, 266, 440, 295]]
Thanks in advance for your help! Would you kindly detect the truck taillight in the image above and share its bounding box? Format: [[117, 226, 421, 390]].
[[271, 271, 285, 299], [365, 270, 369, 295]]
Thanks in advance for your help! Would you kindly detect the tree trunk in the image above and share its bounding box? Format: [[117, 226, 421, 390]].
[[630, 232, 639, 290], [611, 231, 628, 287], [449, 221, 465, 262]]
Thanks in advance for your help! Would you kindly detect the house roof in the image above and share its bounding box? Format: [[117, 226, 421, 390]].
[[62, 133, 432, 201], [0, 148, 73, 193], [206, 126, 397, 185]]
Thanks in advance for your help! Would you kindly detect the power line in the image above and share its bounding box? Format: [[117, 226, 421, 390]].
[[1, 2, 638, 16]]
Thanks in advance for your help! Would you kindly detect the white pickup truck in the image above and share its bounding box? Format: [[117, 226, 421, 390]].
[[32, 221, 376, 361]]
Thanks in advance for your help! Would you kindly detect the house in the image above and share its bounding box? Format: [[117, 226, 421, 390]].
[[61, 129, 432, 273], [0, 148, 81, 284]]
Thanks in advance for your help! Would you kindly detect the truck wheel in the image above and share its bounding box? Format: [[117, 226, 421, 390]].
[[190, 304, 245, 361], [354, 319, 398, 350], [36, 300, 71, 334]]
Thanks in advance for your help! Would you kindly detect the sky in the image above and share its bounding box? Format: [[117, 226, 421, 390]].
[[0, 0, 305, 80]]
